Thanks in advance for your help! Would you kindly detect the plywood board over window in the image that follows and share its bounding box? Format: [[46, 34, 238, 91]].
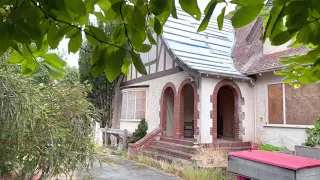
[[285, 84, 320, 125], [268, 84, 283, 124]]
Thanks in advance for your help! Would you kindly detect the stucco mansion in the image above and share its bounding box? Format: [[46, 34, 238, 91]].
[[110, 8, 318, 160]]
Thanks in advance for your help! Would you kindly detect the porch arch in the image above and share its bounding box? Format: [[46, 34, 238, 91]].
[[177, 79, 199, 140], [211, 80, 244, 143], [160, 82, 177, 137]]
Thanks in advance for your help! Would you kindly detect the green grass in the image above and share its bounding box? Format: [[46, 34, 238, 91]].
[[131, 155, 235, 180], [258, 144, 288, 151]]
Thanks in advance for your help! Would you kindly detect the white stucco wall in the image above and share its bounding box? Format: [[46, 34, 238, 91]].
[[255, 72, 308, 150], [263, 39, 292, 54], [199, 77, 255, 143], [120, 71, 191, 133]]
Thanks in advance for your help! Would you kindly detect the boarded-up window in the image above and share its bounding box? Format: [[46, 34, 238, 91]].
[[121, 91, 146, 120], [285, 84, 320, 125], [268, 83, 320, 125], [268, 84, 283, 124]]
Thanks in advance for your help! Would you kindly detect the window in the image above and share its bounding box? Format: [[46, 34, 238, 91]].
[[121, 90, 146, 121], [267, 83, 320, 126]]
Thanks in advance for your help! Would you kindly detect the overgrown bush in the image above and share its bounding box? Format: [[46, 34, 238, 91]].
[[129, 119, 148, 143], [258, 144, 286, 151], [0, 68, 95, 179], [305, 117, 320, 147]]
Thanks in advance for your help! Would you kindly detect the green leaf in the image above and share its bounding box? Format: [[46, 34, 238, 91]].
[[97, 0, 111, 15], [136, 44, 152, 53], [16, 19, 41, 40], [22, 6, 44, 27], [21, 57, 38, 76], [171, 0, 178, 18], [91, 45, 107, 76], [121, 57, 132, 75], [149, 0, 169, 16], [147, 29, 157, 45], [129, 51, 147, 75], [154, 18, 162, 35], [263, 6, 283, 42], [64, 0, 86, 16], [88, 26, 108, 42], [8, 50, 25, 64], [85, 32, 99, 46], [179, 0, 201, 20], [104, 48, 125, 82], [0, 22, 13, 56], [85, 0, 98, 13], [13, 28, 31, 44], [51, 9, 73, 23], [271, 31, 293, 46], [131, 27, 143, 48], [111, 24, 126, 45], [217, 6, 226, 30], [48, 23, 72, 49], [197, 1, 217, 32], [94, 12, 108, 24], [133, 7, 146, 32], [40, 54, 67, 70], [231, 4, 264, 28], [68, 30, 82, 53]]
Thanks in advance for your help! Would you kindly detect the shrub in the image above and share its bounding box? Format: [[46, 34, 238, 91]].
[[305, 117, 320, 147], [129, 118, 148, 143], [258, 144, 284, 151]]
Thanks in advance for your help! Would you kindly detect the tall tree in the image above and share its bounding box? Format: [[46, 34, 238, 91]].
[[1, 0, 320, 84], [79, 21, 118, 128]]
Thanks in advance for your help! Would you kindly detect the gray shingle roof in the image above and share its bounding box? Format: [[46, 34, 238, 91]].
[[162, 8, 247, 78]]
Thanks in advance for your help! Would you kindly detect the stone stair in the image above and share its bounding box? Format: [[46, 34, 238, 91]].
[[140, 137, 251, 165]]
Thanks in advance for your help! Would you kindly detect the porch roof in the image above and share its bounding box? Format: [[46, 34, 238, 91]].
[[162, 7, 247, 79]]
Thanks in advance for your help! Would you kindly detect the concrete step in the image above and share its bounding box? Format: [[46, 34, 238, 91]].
[[153, 140, 199, 154], [141, 150, 192, 164], [147, 145, 194, 160], [159, 136, 195, 146]]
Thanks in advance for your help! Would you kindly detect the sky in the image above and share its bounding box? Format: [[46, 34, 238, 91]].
[[60, 0, 235, 67]]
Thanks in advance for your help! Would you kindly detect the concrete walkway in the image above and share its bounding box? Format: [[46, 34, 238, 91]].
[[85, 155, 179, 180]]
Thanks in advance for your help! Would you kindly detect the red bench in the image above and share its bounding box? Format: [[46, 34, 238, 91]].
[[228, 150, 320, 180]]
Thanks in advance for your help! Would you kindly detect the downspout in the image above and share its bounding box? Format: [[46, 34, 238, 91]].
[[250, 79, 257, 142]]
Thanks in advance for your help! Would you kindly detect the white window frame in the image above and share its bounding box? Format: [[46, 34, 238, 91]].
[[265, 82, 314, 128], [121, 88, 148, 122]]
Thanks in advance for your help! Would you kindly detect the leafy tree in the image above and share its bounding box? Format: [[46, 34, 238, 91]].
[[79, 21, 119, 128], [0, 62, 95, 179], [61, 66, 80, 85], [1, 0, 320, 84]]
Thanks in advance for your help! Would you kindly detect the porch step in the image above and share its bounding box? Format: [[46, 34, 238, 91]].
[[147, 145, 194, 160], [141, 150, 192, 164], [153, 140, 199, 154], [159, 136, 195, 146]]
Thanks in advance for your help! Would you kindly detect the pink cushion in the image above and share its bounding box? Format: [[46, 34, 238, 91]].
[[229, 150, 320, 170]]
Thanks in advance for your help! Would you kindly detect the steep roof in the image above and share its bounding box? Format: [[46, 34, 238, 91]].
[[162, 8, 247, 78], [232, 19, 308, 75]]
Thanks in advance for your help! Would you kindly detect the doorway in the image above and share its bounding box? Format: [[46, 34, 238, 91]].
[[217, 86, 235, 140]]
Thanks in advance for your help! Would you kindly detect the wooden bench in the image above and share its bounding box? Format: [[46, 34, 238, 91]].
[[228, 150, 320, 180]]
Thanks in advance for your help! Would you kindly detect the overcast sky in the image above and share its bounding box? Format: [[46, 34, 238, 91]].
[[60, 1, 235, 67]]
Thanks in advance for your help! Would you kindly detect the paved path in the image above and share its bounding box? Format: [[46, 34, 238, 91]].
[[86, 155, 179, 180]]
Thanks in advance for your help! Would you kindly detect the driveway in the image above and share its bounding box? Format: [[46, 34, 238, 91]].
[[82, 155, 179, 180]]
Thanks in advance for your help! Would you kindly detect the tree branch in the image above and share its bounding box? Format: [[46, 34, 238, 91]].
[[120, 0, 133, 50], [30, 0, 126, 51]]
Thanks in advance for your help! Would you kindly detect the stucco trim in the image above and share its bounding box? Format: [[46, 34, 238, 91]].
[[210, 79, 245, 143]]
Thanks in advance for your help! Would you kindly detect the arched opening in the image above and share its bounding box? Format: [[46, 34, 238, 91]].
[[217, 86, 235, 140], [164, 88, 174, 137], [181, 84, 194, 138]]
